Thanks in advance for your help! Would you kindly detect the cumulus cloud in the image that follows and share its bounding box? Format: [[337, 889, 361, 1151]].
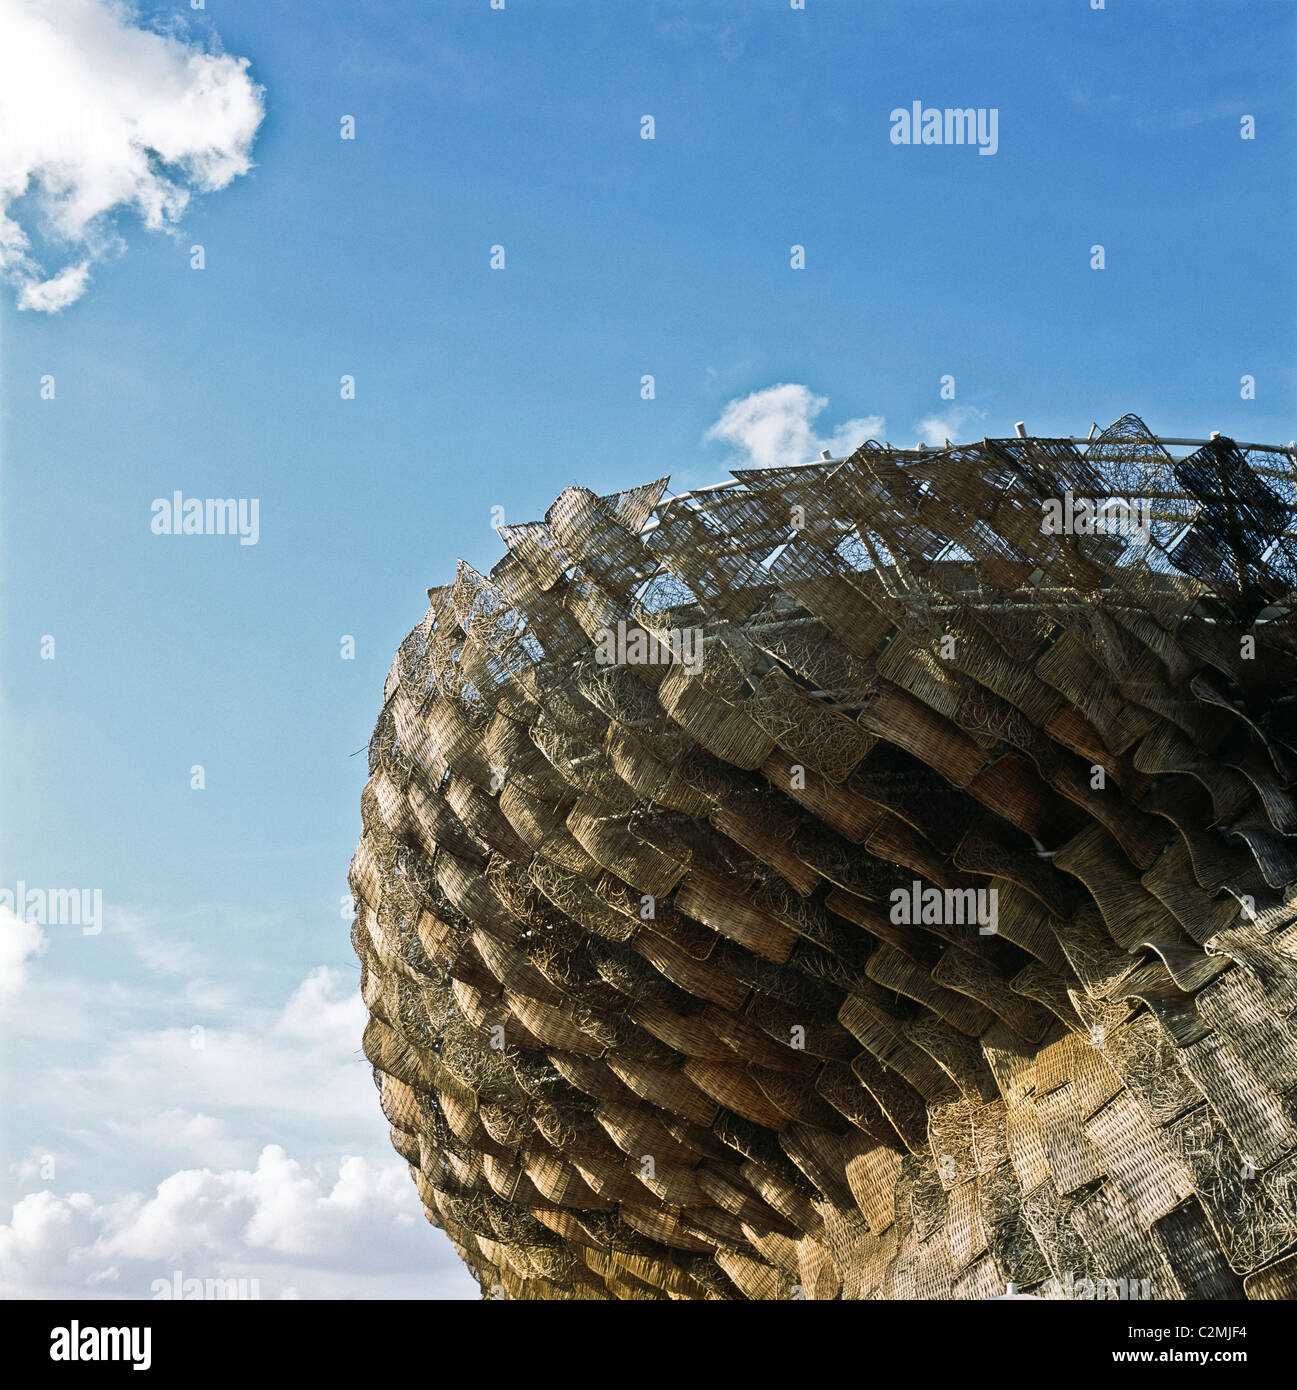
[[0, 0, 265, 310], [2, 936, 478, 1295], [16, 260, 92, 312], [914, 406, 989, 448], [0, 1147, 473, 1299], [705, 384, 884, 470], [4, 956, 381, 1211], [0, 903, 46, 1007], [821, 415, 888, 460], [278, 966, 368, 1048]]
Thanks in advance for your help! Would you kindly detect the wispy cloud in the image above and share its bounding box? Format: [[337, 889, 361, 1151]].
[[111, 906, 209, 983], [706, 383, 885, 470], [914, 405, 989, 448], [42, 965, 373, 1132], [658, 17, 747, 61], [1066, 81, 1244, 135], [103, 1111, 248, 1170], [0, 0, 265, 311]]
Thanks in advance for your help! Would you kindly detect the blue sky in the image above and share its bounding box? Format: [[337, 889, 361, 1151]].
[[1, 0, 1294, 1299]]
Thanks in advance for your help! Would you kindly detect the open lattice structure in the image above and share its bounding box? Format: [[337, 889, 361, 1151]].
[[351, 414, 1297, 1299]]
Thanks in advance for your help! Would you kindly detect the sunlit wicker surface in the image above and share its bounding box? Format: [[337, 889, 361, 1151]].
[[351, 415, 1297, 1299]]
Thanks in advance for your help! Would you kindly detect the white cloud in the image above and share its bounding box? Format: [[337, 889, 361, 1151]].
[[0, 1147, 474, 1299], [914, 406, 989, 448], [11, 965, 378, 1201], [0, 903, 46, 1007], [822, 416, 888, 459], [16, 259, 92, 312], [111, 905, 217, 991], [61, 965, 376, 1132], [0, 0, 264, 311], [277, 966, 368, 1048], [104, 1111, 248, 1170], [0, 1190, 98, 1293], [705, 383, 884, 470], [3, 959, 386, 1203], [3, 946, 474, 1296]]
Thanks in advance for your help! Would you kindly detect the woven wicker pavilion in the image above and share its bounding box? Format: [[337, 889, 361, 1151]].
[[351, 414, 1297, 1299]]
